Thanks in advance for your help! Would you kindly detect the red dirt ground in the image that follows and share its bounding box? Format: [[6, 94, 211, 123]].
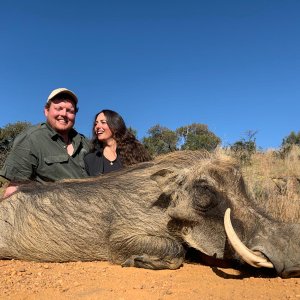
[[0, 259, 299, 300]]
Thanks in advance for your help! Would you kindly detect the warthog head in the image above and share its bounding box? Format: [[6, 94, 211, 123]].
[[152, 154, 300, 278]]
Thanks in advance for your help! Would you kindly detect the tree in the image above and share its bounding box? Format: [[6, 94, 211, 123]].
[[230, 130, 257, 164], [282, 131, 300, 147], [142, 124, 178, 156], [0, 121, 31, 168], [280, 131, 300, 157], [176, 123, 221, 151], [0, 121, 31, 141]]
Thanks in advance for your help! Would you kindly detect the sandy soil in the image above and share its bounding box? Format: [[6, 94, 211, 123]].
[[0, 259, 299, 300]]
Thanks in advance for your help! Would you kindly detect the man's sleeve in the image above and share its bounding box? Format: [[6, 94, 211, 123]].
[[0, 132, 38, 181]]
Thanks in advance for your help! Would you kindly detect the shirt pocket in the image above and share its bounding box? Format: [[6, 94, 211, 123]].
[[44, 155, 69, 165]]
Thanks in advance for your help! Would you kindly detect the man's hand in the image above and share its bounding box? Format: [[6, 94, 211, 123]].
[[3, 183, 19, 198]]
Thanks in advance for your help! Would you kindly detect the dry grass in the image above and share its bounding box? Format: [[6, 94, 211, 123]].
[[224, 146, 300, 223]]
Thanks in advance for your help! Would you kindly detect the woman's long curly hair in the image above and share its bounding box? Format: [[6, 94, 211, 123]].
[[90, 109, 152, 166]]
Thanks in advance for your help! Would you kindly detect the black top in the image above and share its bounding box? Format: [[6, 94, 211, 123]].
[[84, 150, 123, 176]]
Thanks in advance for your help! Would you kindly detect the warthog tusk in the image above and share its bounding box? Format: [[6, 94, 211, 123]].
[[224, 208, 274, 269]]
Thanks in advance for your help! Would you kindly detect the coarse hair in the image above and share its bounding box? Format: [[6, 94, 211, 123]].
[[90, 109, 152, 166]]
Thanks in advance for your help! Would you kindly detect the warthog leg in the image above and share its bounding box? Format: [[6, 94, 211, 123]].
[[109, 233, 184, 270], [122, 254, 183, 270]]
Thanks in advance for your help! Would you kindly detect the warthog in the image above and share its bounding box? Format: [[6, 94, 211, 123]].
[[0, 151, 299, 278]]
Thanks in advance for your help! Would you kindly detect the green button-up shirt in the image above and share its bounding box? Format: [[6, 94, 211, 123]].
[[0, 123, 90, 183]]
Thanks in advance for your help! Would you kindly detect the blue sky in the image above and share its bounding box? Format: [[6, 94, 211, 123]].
[[0, 0, 299, 149]]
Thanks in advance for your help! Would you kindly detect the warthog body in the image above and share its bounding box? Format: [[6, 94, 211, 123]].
[[0, 151, 299, 278]]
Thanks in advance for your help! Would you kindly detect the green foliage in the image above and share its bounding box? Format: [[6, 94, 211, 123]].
[[282, 131, 300, 146], [176, 123, 221, 151], [230, 130, 257, 164], [0, 121, 31, 140], [0, 121, 32, 168], [142, 123, 221, 156], [142, 124, 178, 156], [281, 131, 300, 156]]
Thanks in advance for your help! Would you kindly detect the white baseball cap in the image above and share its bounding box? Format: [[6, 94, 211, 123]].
[[47, 88, 78, 104]]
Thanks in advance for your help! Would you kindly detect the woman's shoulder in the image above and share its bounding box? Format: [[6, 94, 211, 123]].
[[84, 150, 102, 161]]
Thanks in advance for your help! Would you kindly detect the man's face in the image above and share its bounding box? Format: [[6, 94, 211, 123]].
[[44, 98, 76, 135]]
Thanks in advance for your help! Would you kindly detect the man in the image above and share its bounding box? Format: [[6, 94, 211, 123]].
[[0, 88, 90, 198]]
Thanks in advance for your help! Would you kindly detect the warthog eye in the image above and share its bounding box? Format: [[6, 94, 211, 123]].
[[191, 180, 219, 212]]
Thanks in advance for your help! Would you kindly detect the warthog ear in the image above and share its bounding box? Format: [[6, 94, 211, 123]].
[[150, 169, 178, 193], [151, 168, 188, 194], [150, 168, 175, 183]]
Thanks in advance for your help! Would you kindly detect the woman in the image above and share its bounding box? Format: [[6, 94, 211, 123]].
[[84, 109, 152, 175]]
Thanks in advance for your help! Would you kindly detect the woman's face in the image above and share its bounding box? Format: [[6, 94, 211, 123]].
[[94, 112, 114, 142]]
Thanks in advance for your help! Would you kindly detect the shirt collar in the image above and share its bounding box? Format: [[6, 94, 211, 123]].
[[44, 122, 78, 141]]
